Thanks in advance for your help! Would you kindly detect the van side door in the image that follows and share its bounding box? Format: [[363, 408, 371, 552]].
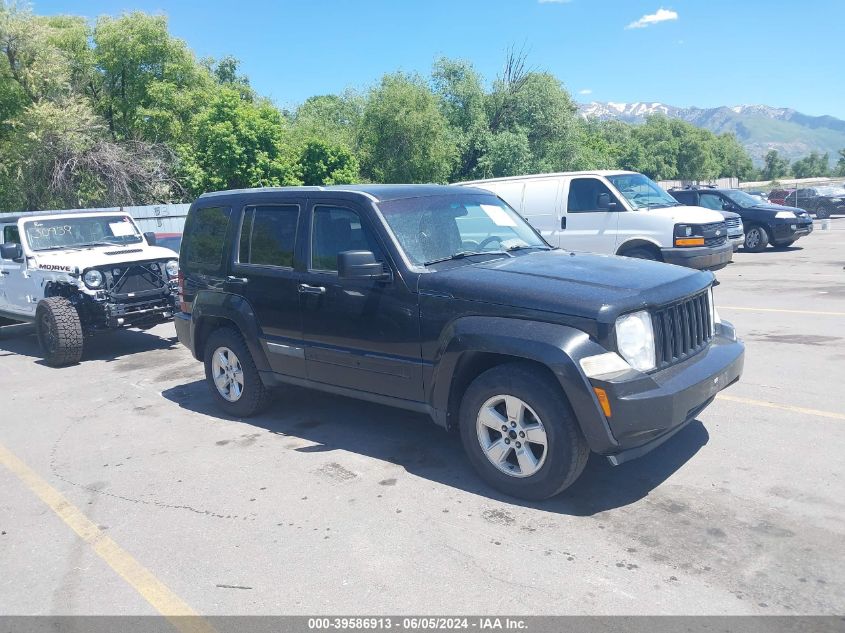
[[560, 177, 623, 254], [520, 179, 563, 245]]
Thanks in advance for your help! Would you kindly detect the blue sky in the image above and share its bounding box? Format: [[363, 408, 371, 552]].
[[33, 0, 845, 118]]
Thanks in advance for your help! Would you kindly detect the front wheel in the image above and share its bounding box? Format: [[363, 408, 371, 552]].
[[35, 296, 83, 366], [743, 225, 770, 252], [814, 204, 831, 220], [203, 328, 272, 417], [459, 363, 589, 500], [622, 247, 658, 261]]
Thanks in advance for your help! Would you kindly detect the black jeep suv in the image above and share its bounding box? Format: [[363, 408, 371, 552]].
[[669, 187, 813, 252], [175, 185, 744, 500]]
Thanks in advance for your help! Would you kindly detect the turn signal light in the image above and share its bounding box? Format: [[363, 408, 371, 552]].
[[177, 271, 189, 313], [675, 237, 705, 247], [593, 387, 612, 418]]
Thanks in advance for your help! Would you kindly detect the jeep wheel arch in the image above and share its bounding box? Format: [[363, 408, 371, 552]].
[[190, 291, 271, 372], [429, 316, 619, 454]]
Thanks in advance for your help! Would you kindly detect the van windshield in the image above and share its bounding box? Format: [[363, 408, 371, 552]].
[[23, 215, 143, 252], [378, 194, 548, 266], [607, 174, 680, 210]]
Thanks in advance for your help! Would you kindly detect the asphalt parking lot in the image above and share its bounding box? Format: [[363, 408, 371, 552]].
[[1, 220, 843, 617]]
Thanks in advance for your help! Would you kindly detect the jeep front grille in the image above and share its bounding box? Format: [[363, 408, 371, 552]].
[[108, 262, 167, 299], [652, 290, 713, 369]]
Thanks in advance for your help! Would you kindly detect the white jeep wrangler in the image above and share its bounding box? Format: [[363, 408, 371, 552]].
[[0, 211, 180, 366]]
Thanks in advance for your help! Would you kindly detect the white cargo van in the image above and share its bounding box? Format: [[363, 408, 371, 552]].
[[461, 171, 732, 270]]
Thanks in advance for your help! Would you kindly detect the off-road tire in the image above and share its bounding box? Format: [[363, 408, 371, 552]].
[[459, 362, 589, 500], [35, 297, 83, 367], [621, 247, 659, 261], [743, 225, 770, 252], [203, 328, 272, 417]]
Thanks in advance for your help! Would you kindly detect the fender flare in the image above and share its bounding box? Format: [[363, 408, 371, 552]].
[[615, 238, 664, 259], [189, 291, 271, 372], [428, 316, 619, 453]]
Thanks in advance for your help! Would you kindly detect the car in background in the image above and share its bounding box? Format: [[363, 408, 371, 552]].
[[669, 187, 813, 252], [784, 187, 845, 219], [767, 189, 794, 206], [154, 232, 182, 254], [667, 187, 745, 251]]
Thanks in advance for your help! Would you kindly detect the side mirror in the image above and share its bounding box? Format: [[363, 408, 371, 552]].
[[338, 250, 390, 281], [597, 193, 618, 212], [143, 232, 157, 246], [0, 242, 23, 261]]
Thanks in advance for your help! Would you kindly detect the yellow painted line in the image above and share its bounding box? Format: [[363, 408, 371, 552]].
[[721, 306, 845, 317], [0, 441, 216, 633], [716, 394, 845, 421]]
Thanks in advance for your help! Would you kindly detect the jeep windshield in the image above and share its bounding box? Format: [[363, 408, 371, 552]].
[[607, 173, 681, 210], [23, 215, 143, 252], [377, 194, 549, 267]]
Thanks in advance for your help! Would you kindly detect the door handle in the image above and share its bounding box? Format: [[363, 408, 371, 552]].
[[226, 275, 248, 284], [298, 283, 326, 295], [560, 217, 567, 230]]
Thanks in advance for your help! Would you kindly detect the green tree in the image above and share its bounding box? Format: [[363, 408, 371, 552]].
[[791, 151, 831, 178], [291, 92, 363, 149], [299, 139, 359, 185], [761, 150, 790, 181], [836, 149, 845, 177], [358, 73, 456, 183], [177, 88, 300, 196]]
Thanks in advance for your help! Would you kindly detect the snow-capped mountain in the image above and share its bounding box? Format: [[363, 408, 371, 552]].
[[578, 102, 845, 165]]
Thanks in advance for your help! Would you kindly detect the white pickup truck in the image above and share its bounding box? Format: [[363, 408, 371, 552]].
[[0, 211, 180, 366]]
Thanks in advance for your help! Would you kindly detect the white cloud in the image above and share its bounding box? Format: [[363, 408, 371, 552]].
[[625, 8, 678, 29], [538, 0, 572, 4], [578, 89, 593, 95]]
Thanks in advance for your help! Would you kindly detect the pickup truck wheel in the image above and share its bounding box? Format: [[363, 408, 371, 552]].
[[459, 363, 589, 500], [35, 297, 83, 367], [743, 225, 769, 252], [204, 328, 271, 417], [814, 204, 831, 219]]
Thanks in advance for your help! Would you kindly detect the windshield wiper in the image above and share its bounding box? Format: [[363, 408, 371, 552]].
[[423, 250, 510, 266], [505, 244, 550, 253]]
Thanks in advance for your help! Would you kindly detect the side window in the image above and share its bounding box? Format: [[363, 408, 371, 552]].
[[238, 205, 299, 268], [566, 178, 619, 213], [183, 206, 232, 272], [311, 206, 382, 272], [698, 193, 724, 211], [3, 225, 20, 244]]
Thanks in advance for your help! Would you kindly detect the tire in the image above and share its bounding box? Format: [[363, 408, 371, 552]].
[[621, 247, 658, 261], [743, 225, 769, 252], [35, 296, 83, 367], [203, 328, 272, 417], [814, 204, 831, 220], [458, 362, 589, 500]]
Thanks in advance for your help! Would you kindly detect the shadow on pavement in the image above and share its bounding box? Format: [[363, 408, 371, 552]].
[[0, 322, 178, 363], [162, 379, 709, 516]]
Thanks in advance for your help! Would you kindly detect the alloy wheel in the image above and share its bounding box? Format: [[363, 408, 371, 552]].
[[211, 346, 244, 402], [476, 394, 548, 478]]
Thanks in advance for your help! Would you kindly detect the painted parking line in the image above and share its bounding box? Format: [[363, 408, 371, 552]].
[[716, 394, 845, 421], [720, 306, 845, 317], [0, 441, 217, 633]]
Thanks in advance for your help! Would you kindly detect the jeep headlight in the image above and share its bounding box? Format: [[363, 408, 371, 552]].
[[615, 310, 656, 372], [83, 269, 104, 289], [165, 259, 179, 278], [775, 211, 796, 219]]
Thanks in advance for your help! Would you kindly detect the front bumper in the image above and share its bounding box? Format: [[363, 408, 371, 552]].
[[771, 218, 813, 244], [588, 321, 744, 464], [728, 233, 744, 252], [102, 294, 178, 327], [660, 241, 733, 270]]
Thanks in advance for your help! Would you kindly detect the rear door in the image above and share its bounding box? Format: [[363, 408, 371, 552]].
[[229, 201, 306, 379], [560, 177, 622, 253], [298, 199, 423, 402], [0, 222, 34, 318]]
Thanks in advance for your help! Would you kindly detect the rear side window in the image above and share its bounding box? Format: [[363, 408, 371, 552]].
[[3, 225, 20, 244], [239, 205, 299, 268], [182, 206, 232, 272]]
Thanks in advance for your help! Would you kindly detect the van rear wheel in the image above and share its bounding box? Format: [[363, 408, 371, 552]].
[[459, 362, 589, 500], [35, 297, 83, 367]]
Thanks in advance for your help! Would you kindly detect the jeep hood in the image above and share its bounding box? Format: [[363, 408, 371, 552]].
[[29, 244, 179, 271], [418, 250, 713, 323]]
